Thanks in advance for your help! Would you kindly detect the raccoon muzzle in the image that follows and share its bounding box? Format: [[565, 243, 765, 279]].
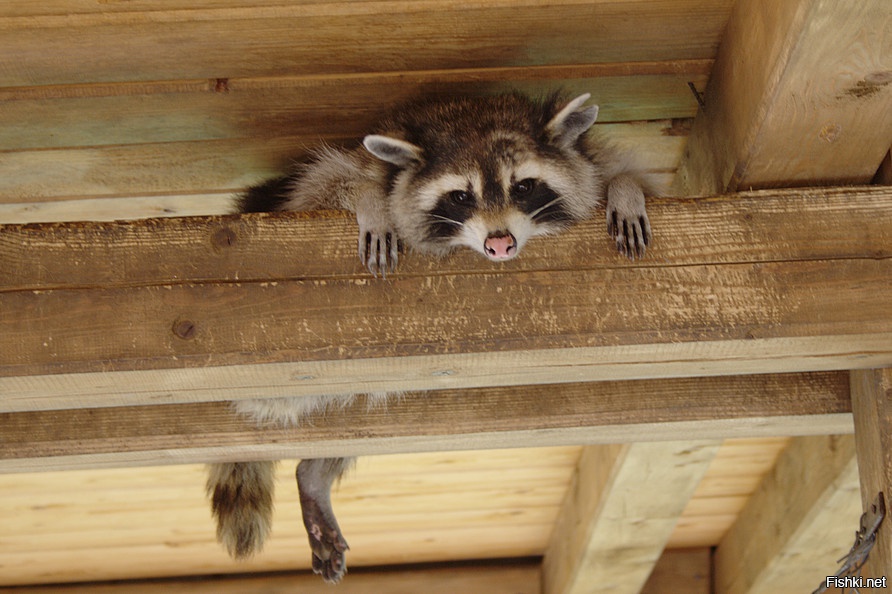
[[207, 461, 276, 559]]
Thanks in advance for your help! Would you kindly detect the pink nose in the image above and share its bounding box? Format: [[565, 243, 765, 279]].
[[484, 232, 517, 260]]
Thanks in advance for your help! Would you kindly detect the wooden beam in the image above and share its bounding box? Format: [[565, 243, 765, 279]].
[[641, 548, 712, 594], [0, 372, 852, 472], [0, 2, 731, 87], [541, 441, 720, 594], [0, 560, 542, 593], [713, 435, 860, 594], [2, 187, 891, 412], [675, 0, 892, 194], [0, 120, 683, 206], [851, 368, 892, 585]]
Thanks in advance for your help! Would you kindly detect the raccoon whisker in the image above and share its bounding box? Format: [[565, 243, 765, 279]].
[[429, 214, 464, 227], [529, 197, 563, 219]]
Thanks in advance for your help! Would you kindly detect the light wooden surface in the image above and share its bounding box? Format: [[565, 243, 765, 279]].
[[0, 441, 781, 587], [3, 187, 891, 413], [542, 441, 719, 594], [714, 435, 860, 594]]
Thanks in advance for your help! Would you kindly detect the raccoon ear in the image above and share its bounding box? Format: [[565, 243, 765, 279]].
[[363, 135, 423, 167], [546, 93, 599, 149]]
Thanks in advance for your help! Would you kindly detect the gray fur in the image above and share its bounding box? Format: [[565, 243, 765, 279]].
[[209, 91, 656, 583]]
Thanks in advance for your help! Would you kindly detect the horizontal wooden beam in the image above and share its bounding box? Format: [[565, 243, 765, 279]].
[[0, 2, 731, 87], [0, 372, 852, 472], [1, 187, 891, 413], [0, 120, 683, 206], [0, 559, 542, 593]]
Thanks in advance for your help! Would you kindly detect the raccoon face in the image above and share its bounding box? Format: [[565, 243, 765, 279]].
[[406, 157, 591, 261], [363, 93, 603, 261]]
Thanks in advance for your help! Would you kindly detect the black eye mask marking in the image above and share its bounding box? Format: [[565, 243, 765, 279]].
[[425, 189, 477, 239], [512, 179, 573, 224]]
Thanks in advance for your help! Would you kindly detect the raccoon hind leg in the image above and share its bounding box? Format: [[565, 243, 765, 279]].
[[297, 457, 354, 583], [207, 460, 276, 559]]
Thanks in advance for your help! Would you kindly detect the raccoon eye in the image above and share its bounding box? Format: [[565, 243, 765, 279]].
[[512, 178, 537, 196], [447, 190, 473, 205]]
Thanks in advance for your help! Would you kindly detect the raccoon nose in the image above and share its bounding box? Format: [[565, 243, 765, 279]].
[[484, 232, 517, 260]]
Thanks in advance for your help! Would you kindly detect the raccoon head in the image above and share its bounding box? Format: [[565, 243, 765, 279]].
[[363, 93, 602, 261]]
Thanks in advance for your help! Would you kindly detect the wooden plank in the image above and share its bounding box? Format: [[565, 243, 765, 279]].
[[0, 449, 559, 584], [3, 186, 887, 291], [0, 372, 852, 472], [1, 187, 890, 411], [850, 368, 892, 585], [713, 435, 860, 594], [0, 65, 708, 150], [0, 193, 235, 224], [541, 441, 720, 594], [0, 561, 542, 593], [0, 1, 733, 86], [0, 120, 684, 203], [675, 0, 892, 194], [640, 548, 711, 594]]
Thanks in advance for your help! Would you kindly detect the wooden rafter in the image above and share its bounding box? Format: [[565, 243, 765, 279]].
[[713, 435, 860, 593], [542, 442, 719, 594]]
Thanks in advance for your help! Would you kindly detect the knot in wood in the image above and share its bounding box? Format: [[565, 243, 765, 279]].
[[172, 319, 197, 340], [212, 226, 237, 249]]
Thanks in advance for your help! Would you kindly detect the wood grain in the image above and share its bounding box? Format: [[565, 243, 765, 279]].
[[675, 0, 892, 194], [2, 187, 890, 410], [850, 368, 892, 585], [0, 372, 852, 471], [542, 441, 719, 594], [714, 435, 860, 594], [0, 1, 732, 87], [0, 121, 684, 204], [0, 66, 707, 150], [0, 561, 542, 593]]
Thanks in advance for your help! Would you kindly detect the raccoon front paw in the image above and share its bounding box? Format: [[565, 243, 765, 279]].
[[358, 228, 400, 277], [606, 177, 651, 259]]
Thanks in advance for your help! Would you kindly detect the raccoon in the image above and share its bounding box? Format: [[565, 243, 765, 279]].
[[207, 91, 655, 583]]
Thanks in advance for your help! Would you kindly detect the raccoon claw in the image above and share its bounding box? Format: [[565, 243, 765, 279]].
[[607, 211, 651, 260], [359, 230, 400, 277], [605, 174, 651, 260]]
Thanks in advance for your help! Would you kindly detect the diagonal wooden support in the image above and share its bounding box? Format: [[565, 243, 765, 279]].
[[541, 441, 720, 594], [713, 435, 860, 594]]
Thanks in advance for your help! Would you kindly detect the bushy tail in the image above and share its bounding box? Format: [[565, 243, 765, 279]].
[[207, 461, 276, 559]]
